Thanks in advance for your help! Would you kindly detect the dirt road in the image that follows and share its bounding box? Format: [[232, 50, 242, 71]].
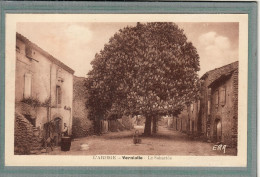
[[46, 126, 236, 156]]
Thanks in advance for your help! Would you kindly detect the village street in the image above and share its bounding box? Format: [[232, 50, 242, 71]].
[[46, 126, 236, 156], [14, 24, 239, 158]]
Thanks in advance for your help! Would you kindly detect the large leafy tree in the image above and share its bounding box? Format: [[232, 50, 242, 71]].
[[86, 22, 200, 135]]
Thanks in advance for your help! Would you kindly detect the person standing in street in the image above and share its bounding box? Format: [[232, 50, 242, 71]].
[[62, 123, 68, 137]]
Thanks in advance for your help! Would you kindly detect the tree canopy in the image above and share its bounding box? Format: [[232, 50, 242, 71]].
[[85, 22, 200, 134]]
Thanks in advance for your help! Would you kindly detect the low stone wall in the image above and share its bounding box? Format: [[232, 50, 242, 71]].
[[73, 76, 94, 138], [14, 112, 43, 155], [108, 119, 125, 132], [108, 117, 134, 132], [72, 117, 94, 138], [136, 116, 145, 125], [101, 120, 108, 133], [121, 116, 134, 130]]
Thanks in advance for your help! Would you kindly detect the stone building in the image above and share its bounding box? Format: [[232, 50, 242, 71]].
[[172, 103, 199, 135], [207, 62, 238, 147], [198, 62, 238, 141], [178, 107, 188, 133], [72, 76, 94, 138], [167, 114, 186, 132], [15, 33, 74, 152], [178, 61, 238, 147], [186, 102, 201, 136]]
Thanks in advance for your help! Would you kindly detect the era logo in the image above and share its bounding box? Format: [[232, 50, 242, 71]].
[[212, 144, 227, 153]]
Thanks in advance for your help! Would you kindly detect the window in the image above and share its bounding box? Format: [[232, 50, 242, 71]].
[[56, 86, 62, 106], [190, 103, 194, 112], [208, 88, 211, 96], [207, 100, 211, 115], [215, 90, 219, 108], [220, 87, 226, 106], [24, 73, 32, 98], [197, 100, 200, 112], [25, 46, 33, 59], [57, 68, 62, 78], [207, 88, 211, 115]]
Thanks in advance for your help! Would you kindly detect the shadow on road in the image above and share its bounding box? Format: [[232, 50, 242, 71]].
[[103, 126, 190, 142], [103, 133, 134, 140], [146, 133, 190, 141]]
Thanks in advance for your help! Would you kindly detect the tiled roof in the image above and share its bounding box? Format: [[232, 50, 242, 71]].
[[16, 33, 75, 74], [200, 61, 238, 87]]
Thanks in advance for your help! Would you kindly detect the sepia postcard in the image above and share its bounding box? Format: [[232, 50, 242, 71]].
[[4, 13, 249, 169]]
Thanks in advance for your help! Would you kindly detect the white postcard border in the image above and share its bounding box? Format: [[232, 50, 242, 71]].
[[5, 14, 248, 167]]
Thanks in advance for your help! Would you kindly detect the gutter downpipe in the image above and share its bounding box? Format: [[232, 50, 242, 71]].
[[49, 63, 52, 123]]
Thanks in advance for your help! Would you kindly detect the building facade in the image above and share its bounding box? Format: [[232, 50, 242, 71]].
[[178, 61, 238, 147], [72, 76, 94, 138], [207, 65, 238, 147], [186, 101, 201, 136], [15, 33, 74, 147]]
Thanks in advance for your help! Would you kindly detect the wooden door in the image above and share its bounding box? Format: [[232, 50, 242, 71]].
[[216, 120, 222, 142]]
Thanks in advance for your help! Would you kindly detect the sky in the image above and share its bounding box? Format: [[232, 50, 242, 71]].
[[17, 22, 238, 77]]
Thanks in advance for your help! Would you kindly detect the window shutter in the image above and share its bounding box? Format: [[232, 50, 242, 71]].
[[197, 100, 200, 112], [220, 87, 226, 106], [56, 86, 62, 105], [24, 73, 32, 98], [207, 100, 211, 115], [25, 46, 33, 59], [207, 88, 211, 115], [215, 90, 219, 107]]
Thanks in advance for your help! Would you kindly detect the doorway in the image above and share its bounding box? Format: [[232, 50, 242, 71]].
[[53, 118, 62, 146], [214, 119, 222, 142]]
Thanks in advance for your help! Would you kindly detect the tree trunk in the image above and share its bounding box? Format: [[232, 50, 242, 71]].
[[144, 116, 152, 136], [94, 120, 101, 135], [152, 117, 157, 133]]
